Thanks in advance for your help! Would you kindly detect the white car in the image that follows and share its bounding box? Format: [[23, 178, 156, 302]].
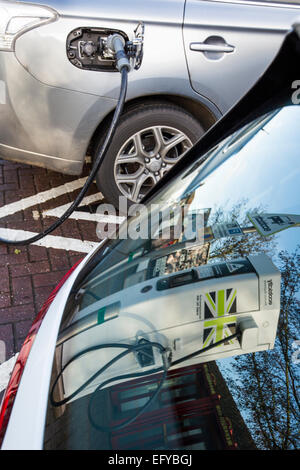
[[0, 26, 299, 451]]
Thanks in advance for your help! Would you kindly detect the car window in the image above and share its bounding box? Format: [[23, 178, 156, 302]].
[[210, 0, 300, 4], [256, 0, 300, 3], [43, 104, 300, 450]]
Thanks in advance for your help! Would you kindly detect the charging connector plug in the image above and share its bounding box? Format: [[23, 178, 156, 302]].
[[107, 34, 131, 72], [136, 338, 155, 368], [162, 348, 173, 370]]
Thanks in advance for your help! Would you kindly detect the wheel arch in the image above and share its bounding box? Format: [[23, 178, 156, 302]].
[[86, 94, 220, 159]]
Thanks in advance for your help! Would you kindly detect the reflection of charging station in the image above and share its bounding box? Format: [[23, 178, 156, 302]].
[[52, 252, 281, 430]]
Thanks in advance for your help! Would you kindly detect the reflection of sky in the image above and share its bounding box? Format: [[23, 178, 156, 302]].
[[187, 106, 300, 256], [194, 106, 300, 444]]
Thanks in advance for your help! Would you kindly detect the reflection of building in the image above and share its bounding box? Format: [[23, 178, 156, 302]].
[[108, 362, 256, 450], [44, 361, 256, 450]]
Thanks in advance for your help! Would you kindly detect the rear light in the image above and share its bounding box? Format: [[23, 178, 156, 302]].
[[0, 0, 58, 51], [0, 259, 82, 447]]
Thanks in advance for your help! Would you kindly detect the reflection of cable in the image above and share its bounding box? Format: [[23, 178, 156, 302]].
[[50, 341, 171, 407], [88, 365, 169, 432], [171, 331, 240, 367], [85, 290, 101, 301], [50, 331, 240, 433]]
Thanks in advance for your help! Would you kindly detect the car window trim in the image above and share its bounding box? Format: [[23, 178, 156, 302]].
[[205, 0, 300, 9]]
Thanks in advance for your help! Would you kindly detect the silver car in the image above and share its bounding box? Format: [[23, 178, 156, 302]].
[[0, 0, 300, 206]]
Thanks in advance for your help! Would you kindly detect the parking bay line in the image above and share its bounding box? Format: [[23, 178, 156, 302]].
[[41, 192, 105, 219], [0, 176, 125, 225], [0, 354, 18, 394], [0, 177, 90, 219], [0, 228, 99, 253], [43, 197, 125, 224], [0, 178, 124, 251]]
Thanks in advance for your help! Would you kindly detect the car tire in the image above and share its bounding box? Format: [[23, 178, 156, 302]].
[[94, 103, 205, 209]]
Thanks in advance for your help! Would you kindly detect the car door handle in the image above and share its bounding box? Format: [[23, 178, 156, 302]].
[[190, 42, 235, 53]]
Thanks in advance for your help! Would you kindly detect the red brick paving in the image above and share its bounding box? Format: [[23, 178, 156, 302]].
[[0, 158, 102, 370]]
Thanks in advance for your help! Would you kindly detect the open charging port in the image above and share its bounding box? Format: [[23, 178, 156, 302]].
[[66, 27, 129, 71]]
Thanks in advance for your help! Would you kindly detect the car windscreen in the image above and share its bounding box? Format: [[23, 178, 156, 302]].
[[43, 104, 300, 451]]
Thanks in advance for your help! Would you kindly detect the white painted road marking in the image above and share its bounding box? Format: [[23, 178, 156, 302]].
[[43, 192, 125, 224], [0, 177, 89, 219], [0, 228, 99, 253], [0, 354, 18, 394], [0, 177, 123, 251], [42, 192, 105, 216], [45, 209, 124, 224]]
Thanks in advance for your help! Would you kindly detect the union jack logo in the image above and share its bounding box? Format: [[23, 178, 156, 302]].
[[202, 288, 237, 349], [204, 288, 237, 319]]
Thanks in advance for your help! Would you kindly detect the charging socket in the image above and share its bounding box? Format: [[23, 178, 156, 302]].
[[66, 27, 129, 72], [238, 317, 259, 350], [66, 23, 144, 72]]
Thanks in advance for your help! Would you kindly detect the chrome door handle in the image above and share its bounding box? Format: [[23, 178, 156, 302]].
[[190, 42, 235, 53]]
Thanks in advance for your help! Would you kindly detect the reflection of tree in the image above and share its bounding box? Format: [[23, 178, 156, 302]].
[[225, 246, 300, 450], [208, 200, 277, 260]]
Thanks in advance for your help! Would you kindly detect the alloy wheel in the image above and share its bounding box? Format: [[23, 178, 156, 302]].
[[114, 126, 193, 202]]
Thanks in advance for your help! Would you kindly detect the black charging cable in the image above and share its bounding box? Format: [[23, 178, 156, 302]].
[[50, 330, 240, 433], [0, 66, 128, 246]]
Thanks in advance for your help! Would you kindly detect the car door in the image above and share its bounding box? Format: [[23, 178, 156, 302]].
[[183, 0, 300, 113]]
